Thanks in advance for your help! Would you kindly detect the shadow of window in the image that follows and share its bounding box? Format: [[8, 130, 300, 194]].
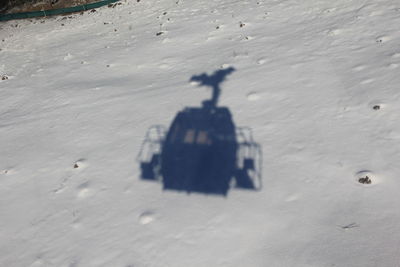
[[137, 68, 262, 196]]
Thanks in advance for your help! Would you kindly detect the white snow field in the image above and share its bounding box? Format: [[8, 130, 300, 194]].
[[1, 0, 400, 266]]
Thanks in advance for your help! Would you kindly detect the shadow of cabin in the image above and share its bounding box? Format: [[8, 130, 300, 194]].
[[137, 68, 263, 196]]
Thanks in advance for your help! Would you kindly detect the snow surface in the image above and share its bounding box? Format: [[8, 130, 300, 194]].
[[1, 0, 400, 266]]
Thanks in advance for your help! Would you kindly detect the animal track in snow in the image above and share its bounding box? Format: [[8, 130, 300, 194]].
[[53, 172, 74, 194]]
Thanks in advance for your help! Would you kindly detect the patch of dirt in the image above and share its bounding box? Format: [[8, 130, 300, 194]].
[[4, 0, 104, 14], [358, 176, 371, 184]]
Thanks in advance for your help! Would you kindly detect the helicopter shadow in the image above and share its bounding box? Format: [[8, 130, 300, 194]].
[[137, 68, 262, 196]]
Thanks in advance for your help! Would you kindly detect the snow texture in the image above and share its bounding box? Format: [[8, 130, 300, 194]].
[[1, 0, 400, 266]]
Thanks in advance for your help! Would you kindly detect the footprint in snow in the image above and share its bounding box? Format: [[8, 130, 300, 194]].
[[220, 63, 231, 69], [257, 58, 267, 65], [392, 53, 400, 59], [159, 63, 170, 69], [2, 168, 14, 175], [323, 8, 337, 13], [370, 10, 385, 16], [352, 65, 367, 72], [285, 194, 299, 202], [77, 182, 92, 199], [162, 37, 172, 43], [64, 53, 73, 61], [360, 78, 374, 85], [327, 28, 343, 36], [247, 92, 260, 101], [139, 211, 155, 225]]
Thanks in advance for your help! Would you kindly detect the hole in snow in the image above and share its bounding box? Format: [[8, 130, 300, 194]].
[[373, 105, 380, 110], [355, 170, 379, 186], [77, 182, 91, 198], [73, 159, 86, 169]]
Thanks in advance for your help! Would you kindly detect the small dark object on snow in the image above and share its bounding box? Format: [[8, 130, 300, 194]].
[[74, 163, 79, 169], [373, 105, 380, 110], [359, 176, 371, 184], [240, 22, 245, 27], [156, 31, 163, 36], [1, 75, 8, 80]]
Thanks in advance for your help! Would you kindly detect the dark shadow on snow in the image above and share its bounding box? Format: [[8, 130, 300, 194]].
[[137, 67, 262, 196], [190, 67, 235, 108]]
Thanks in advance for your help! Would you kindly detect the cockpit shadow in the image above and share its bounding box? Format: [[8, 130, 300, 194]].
[[137, 68, 262, 196]]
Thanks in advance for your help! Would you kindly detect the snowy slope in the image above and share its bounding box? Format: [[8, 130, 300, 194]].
[[1, 0, 400, 266]]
